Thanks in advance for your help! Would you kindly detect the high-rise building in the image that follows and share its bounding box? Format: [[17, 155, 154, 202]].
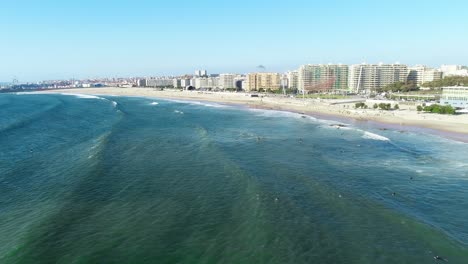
[[195, 69, 208, 77], [407, 66, 443, 86], [136, 79, 147, 87], [180, 79, 191, 88], [244, 73, 281, 91], [173, 79, 182, 88], [194, 77, 219, 89], [297, 64, 348, 93], [287, 71, 298, 89], [348, 63, 408, 92], [219, 74, 236, 89]]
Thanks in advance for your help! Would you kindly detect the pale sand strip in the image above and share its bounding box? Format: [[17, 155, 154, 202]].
[[39, 88, 468, 136]]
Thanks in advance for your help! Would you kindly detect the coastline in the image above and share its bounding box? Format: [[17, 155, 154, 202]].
[[36, 87, 468, 141]]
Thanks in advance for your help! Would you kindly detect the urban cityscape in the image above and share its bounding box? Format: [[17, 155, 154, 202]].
[[3, 63, 468, 110]]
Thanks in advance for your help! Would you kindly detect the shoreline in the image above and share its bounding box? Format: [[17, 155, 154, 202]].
[[34, 87, 468, 142]]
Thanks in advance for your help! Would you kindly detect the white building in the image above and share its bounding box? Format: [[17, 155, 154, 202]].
[[440, 65, 468, 77], [194, 77, 219, 89], [219, 74, 236, 89], [180, 79, 191, 88], [287, 71, 298, 89], [441, 86, 468, 109], [195, 70, 208, 77], [407, 65, 443, 86], [348, 63, 408, 93], [173, 79, 181, 88]]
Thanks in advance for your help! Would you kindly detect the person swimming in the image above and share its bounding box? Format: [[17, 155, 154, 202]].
[[434, 255, 448, 262]]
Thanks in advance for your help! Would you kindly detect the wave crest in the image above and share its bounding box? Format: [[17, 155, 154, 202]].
[[362, 132, 390, 141]]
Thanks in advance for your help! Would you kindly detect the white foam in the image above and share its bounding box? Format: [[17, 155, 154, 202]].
[[111, 101, 118, 107], [61, 93, 105, 100], [174, 110, 184, 114], [249, 108, 317, 121], [165, 99, 227, 108], [362, 131, 390, 141], [15, 91, 43, 95], [150, 102, 159, 105]]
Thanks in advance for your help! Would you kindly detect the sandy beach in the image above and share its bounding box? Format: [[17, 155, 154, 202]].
[[39, 87, 468, 138]]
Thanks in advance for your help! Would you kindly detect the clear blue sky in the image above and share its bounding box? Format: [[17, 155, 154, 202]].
[[1, 0, 467, 82]]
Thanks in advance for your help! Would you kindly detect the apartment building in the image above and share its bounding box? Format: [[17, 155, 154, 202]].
[[407, 66, 443, 86], [244, 73, 281, 91], [348, 63, 408, 92], [298, 64, 348, 93]]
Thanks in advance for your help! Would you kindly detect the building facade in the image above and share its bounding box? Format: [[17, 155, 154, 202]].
[[407, 66, 443, 86], [244, 73, 281, 91], [195, 70, 208, 77], [287, 71, 298, 90], [146, 78, 173, 87], [441, 86, 468, 108], [348, 63, 408, 93], [173, 79, 181, 88], [194, 77, 219, 89], [298, 64, 348, 93], [219, 74, 236, 89]]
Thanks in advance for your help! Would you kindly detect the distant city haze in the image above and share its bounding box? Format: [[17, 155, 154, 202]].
[[1, 0, 468, 82]]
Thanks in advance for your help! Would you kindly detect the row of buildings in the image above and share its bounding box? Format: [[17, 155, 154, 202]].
[[136, 64, 467, 93]]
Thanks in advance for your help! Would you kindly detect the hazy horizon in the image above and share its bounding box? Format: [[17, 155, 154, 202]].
[[2, 0, 468, 82]]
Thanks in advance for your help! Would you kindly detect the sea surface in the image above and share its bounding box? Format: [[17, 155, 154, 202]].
[[1, 93, 468, 263]]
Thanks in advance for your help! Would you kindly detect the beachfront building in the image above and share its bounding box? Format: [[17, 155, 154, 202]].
[[287, 71, 298, 90], [219, 74, 236, 89], [348, 63, 408, 93], [173, 79, 181, 88], [234, 75, 245, 90], [297, 64, 348, 93], [407, 65, 443, 86], [146, 78, 173, 87], [440, 65, 468, 77], [194, 77, 219, 89], [180, 79, 191, 88], [244, 73, 281, 92], [441, 86, 468, 109], [136, 79, 147, 87]]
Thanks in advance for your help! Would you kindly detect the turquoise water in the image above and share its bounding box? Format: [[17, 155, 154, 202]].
[[1, 93, 468, 263]]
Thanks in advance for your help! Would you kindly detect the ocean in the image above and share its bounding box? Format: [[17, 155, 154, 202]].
[[1, 93, 468, 263]]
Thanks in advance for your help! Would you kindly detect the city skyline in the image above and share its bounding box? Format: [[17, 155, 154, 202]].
[[2, 0, 468, 82]]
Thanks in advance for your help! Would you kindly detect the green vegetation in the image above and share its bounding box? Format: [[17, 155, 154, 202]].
[[422, 104, 456, 115], [417, 105, 423, 111], [378, 103, 392, 110], [378, 81, 418, 93], [355, 102, 368, 109], [394, 104, 399, 110], [373, 103, 378, 109], [421, 76, 468, 89]]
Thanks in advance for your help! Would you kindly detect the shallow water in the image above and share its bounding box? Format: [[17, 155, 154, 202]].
[[1, 93, 468, 263]]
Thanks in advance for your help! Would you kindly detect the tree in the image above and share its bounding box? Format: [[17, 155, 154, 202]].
[[355, 102, 367, 109], [394, 104, 399, 110], [421, 76, 468, 89], [378, 81, 419, 93], [422, 104, 456, 115], [417, 105, 423, 111], [373, 103, 378, 109]]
